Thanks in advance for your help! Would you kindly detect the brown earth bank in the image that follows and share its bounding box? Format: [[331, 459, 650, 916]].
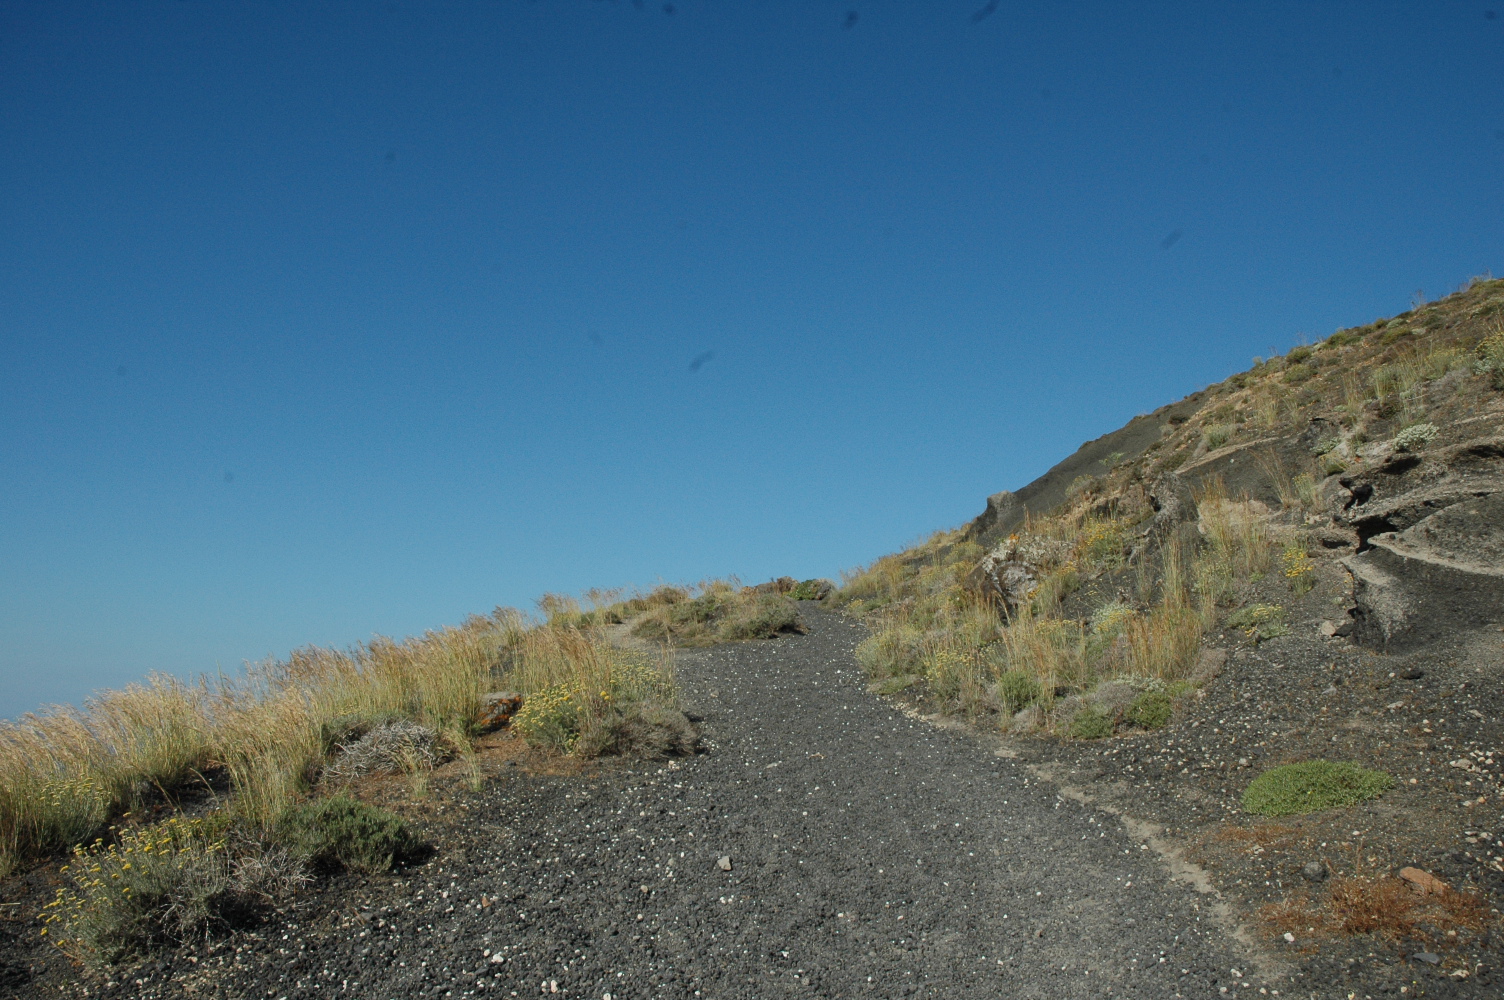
[[1, 608, 1494, 999]]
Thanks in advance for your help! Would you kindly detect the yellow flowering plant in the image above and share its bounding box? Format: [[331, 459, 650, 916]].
[[41, 814, 233, 967]]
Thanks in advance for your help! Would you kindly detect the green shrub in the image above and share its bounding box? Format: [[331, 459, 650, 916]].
[[716, 594, 806, 641], [786, 579, 831, 601], [1067, 704, 1114, 740], [854, 625, 926, 680], [274, 795, 417, 874], [1242, 761, 1393, 817], [1126, 690, 1172, 730], [1282, 363, 1316, 384], [1325, 329, 1363, 348], [1286, 345, 1313, 363], [994, 671, 1043, 714]]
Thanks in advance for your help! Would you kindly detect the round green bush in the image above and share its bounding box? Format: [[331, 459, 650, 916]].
[[1127, 690, 1172, 730], [1241, 761, 1393, 817], [1067, 704, 1114, 740], [275, 795, 418, 873]]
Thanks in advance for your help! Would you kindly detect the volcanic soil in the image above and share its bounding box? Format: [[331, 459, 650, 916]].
[[7, 606, 1481, 999]]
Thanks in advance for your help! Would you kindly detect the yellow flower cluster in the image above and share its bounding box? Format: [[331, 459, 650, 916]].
[[41, 816, 225, 939], [926, 647, 972, 674], [510, 682, 582, 752], [1091, 604, 1137, 635], [1034, 616, 1079, 639], [42, 774, 100, 810], [1282, 546, 1314, 581], [511, 657, 675, 753], [1077, 521, 1126, 566]]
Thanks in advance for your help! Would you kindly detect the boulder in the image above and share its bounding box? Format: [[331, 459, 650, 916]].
[[965, 534, 1071, 616], [477, 691, 523, 732], [1122, 473, 1202, 564]]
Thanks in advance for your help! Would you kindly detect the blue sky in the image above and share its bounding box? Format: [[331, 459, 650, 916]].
[[2, 2, 1501, 717]]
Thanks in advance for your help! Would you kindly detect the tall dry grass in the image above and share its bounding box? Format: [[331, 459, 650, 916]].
[[842, 484, 1276, 732], [0, 607, 657, 874]]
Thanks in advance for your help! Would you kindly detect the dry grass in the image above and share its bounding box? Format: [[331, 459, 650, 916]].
[[0, 608, 676, 875], [1262, 876, 1495, 949], [834, 441, 1297, 734]]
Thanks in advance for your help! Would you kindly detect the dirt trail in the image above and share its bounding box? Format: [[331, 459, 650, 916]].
[[55, 609, 1280, 999]]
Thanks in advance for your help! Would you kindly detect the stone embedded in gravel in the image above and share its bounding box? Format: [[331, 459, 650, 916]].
[[1401, 667, 1425, 680], [1301, 861, 1327, 881], [717, 855, 733, 871], [1398, 866, 1448, 895], [1412, 952, 1442, 965]]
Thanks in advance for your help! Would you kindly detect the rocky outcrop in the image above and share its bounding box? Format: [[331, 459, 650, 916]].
[[967, 491, 1024, 544], [965, 534, 1072, 616], [962, 410, 1178, 546], [1337, 437, 1504, 650]]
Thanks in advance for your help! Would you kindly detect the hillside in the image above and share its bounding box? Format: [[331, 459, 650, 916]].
[[830, 275, 1504, 987], [3, 278, 1502, 999]]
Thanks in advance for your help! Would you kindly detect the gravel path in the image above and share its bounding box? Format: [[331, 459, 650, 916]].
[[88, 608, 1272, 1000]]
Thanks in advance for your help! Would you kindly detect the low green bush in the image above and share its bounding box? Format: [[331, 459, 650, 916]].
[[1202, 424, 1233, 450], [1067, 704, 1114, 740], [716, 594, 806, 641], [855, 625, 926, 680], [274, 795, 417, 874], [1127, 690, 1172, 730], [1393, 422, 1438, 452], [1242, 761, 1393, 817], [1282, 363, 1316, 384], [786, 579, 831, 600]]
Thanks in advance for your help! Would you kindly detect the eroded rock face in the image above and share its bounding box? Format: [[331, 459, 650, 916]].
[[1142, 473, 1200, 550], [1337, 437, 1504, 650], [966, 490, 1025, 545], [966, 534, 1071, 615]]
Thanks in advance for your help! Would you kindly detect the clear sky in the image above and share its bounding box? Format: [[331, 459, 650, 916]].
[[2, 2, 1501, 718]]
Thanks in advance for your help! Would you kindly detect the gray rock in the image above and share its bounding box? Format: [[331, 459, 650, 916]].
[[967, 491, 1025, 545], [717, 856, 732, 872], [966, 534, 1071, 615], [1344, 491, 1504, 650], [1411, 952, 1441, 965], [1301, 861, 1327, 882]]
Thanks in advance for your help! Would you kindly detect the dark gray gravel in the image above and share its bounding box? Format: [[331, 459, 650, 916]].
[[36, 609, 1274, 999]]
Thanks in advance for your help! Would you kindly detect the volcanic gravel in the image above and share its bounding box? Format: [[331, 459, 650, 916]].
[[21, 607, 1281, 1000]]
